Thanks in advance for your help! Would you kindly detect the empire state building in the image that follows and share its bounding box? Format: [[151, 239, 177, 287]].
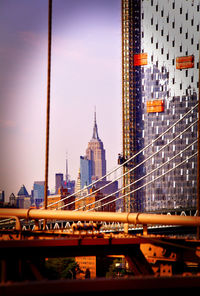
[[86, 111, 106, 181]]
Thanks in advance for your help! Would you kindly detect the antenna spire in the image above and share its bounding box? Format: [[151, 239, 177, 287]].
[[92, 107, 99, 140]]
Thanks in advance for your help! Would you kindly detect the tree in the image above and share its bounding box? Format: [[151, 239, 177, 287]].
[[45, 257, 83, 280]]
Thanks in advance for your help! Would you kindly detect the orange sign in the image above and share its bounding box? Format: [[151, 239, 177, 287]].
[[134, 53, 148, 66], [176, 55, 194, 69], [147, 100, 164, 113]]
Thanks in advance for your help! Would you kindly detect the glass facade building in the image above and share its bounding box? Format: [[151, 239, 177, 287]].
[[33, 181, 45, 208], [80, 156, 92, 189], [122, 0, 199, 212]]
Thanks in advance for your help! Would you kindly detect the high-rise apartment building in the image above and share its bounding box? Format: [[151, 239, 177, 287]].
[[122, 0, 199, 212]]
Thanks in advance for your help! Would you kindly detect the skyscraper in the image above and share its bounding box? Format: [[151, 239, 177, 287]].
[[80, 156, 92, 189], [121, 0, 199, 212], [86, 111, 106, 181], [17, 185, 30, 208], [33, 181, 45, 208], [55, 173, 64, 194]]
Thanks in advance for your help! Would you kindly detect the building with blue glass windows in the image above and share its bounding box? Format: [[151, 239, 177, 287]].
[[122, 0, 199, 213], [80, 156, 92, 189], [33, 181, 45, 208]]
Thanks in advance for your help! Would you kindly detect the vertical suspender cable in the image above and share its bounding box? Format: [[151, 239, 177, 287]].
[[197, 42, 200, 239], [44, 0, 52, 225]]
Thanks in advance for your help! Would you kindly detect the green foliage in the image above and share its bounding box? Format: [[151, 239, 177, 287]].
[[106, 259, 126, 278], [45, 257, 83, 280]]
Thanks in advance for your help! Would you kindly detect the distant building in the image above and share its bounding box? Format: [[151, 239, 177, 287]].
[[76, 256, 96, 279], [47, 189, 66, 210], [61, 155, 76, 195], [9, 193, 16, 207], [75, 169, 82, 198], [85, 110, 106, 181], [75, 186, 116, 212], [61, 188, 75, 211], [16, 185, 30, 208], [62, 180, 75, 195], [76, 110, 107, 197], [0, 190, 5, 204], [94, 180, 118, 197], [75, 187, 95, 211], [80, 156, 92, 189], [75, 111, 118, 211], [33, 181, 45, 208], [55, 173, 63, 194]]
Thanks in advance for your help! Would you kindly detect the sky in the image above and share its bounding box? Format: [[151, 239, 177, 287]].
[[0, 0, 122, 199]]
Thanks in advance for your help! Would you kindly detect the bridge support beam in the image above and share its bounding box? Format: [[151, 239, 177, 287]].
[[1, 209, 200, 227]]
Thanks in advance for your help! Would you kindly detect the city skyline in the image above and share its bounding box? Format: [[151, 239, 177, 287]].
[[0, 0, 121, 199]]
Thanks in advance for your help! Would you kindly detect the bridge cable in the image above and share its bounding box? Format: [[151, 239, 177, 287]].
[[56, 119, 198, 210], [46, 103, 198, 209]]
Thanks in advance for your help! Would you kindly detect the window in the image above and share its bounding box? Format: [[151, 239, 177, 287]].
[[180, 26, 182, 34], [156, 4, 158, 11], [167, 15, 169, 23], [167, 34, 169, 41], [161, 29, 164, 36], [186, 31, 188, 39], [151, 17, 153, 25], [151, 36, 153, 43], [172, 39, 175, 47], [161, 47, 164, 54], [180, 7, 182, 14], [197, 24, 199, 32], [191, 19, 194, 26], [156, 42, 158, 49], [180, 45, 182, 52], [172, 21, 175, 29], [180, 83, 182, 90], [161, 10, 164, 17], [156, 23, 158, 31], [186, 12, 188, 20], [172, 2, 175, 9]]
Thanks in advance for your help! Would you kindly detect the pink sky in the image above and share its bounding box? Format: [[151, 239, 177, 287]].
[[0, 0, 121, 199]]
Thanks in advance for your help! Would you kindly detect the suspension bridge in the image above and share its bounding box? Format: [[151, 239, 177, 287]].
[[0, 0, 200, 294], [0, 95, 200, 294]]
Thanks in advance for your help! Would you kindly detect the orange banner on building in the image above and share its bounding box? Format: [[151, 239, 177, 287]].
[[176, 55, 194, 69], [147, 100, 164, 113], [134, 53, 148, 66]]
